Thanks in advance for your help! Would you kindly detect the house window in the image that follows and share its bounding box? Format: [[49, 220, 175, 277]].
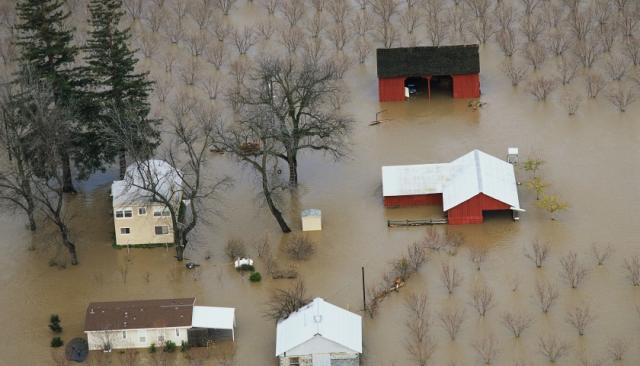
[[120, 227, 131, 235], [139, 336, 146, 343], [122, 331, 126, 339], [153, 207, 171, 217], [115, 210, 123, 218], [176, 329, 180, 336], [155, 226, 169, 235], [289, 357, 300, 366], [116, 209, 133, 218], [138, 207, 147, 215]]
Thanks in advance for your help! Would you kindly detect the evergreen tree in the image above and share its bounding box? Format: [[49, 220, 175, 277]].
[[84, 0, 158, 178], [15, 0, 79, 192]]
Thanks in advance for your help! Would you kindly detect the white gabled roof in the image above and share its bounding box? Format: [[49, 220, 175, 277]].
[[382, 150, 522, 211], [111, 159, 182, 207], [191, 306, 235, 330], [275, 298, 362, 357]]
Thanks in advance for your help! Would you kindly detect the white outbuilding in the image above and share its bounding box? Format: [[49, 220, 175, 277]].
[[301, 209, 322, 231], [276, 298, 362, 366]]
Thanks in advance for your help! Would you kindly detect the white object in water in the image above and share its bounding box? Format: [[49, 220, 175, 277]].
[[302, 209, 322, 231], [234, 258, 254, 268], [507, 147, 519, 164]]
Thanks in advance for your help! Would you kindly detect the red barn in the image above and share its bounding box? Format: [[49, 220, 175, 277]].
[[376, 45, 481, 102], [382, 150, 523, 224]]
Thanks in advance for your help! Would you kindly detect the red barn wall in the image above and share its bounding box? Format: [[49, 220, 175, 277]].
[[384, 194, 443, 207], [378, 77, 406, 102], [452, 74, 480, 98], [447, 193, 510, 224]]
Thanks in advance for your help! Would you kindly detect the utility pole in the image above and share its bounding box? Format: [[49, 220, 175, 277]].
[[361, 266, 366, 312]]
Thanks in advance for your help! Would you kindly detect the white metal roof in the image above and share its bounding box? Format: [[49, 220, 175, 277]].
[[191, 306, 235, 330], [275, 298, 362, 357], [111, 159, 182, 207], [382, 150, 521, 211]]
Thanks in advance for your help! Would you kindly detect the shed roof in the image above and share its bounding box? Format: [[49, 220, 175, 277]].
[[376, 45, 480, 78], [381, 150, 521, 211], [275, 298, 362, 356], [111, 159, 182, 207], [191, 306, 235, 330], [84, 298, 195, 332]]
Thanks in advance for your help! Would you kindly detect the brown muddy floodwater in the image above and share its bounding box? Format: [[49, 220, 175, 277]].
[[2, 0, 640, 365]]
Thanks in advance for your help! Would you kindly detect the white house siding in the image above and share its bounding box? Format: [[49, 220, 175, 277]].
[[279, 354, 359, 366], [285, 337, 356, 356], [113, 203, 175, 246], [86, 327, 189, 351]]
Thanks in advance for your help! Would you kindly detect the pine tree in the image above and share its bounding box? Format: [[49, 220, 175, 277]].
[[84, 0, 158, 178], [15, 0, 79, 192]]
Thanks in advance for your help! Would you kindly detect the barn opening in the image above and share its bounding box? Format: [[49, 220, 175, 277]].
[[430, 75, 453, 96], [404, 76, 429, 97]]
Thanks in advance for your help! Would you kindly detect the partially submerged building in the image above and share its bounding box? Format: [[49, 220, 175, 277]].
[[111, 159, 182, 246], [84, 298, 235, 351], [376, 45, 480, 102], [382, 150, 523, 224], [276, 298, 362, 366]]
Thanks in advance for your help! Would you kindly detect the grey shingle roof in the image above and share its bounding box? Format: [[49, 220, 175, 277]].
[[376, 45, 480, 78]]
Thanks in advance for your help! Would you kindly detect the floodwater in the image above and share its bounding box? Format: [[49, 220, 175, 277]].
[[1, 0, 640, 365]]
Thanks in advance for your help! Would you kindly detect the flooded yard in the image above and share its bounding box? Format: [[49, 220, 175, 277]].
[[1, 0, 640, 365]]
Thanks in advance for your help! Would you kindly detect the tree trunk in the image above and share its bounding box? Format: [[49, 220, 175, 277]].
[[263, 176, 291, 233], [119, 149, 127, 179], [288, 155, 298, 187], [59, 223, 78, 265], [27, 209, 36, 231], [61, 150, 76, 193], [175, 243, 185, 261]]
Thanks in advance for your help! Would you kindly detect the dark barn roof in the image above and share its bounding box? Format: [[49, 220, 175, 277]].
[[84, 298, 195, 331], [376, 45, 480, 78]]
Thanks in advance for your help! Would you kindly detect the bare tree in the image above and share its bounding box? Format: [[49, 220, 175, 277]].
[[122, 0, 144, 21], [472, 334, 499, 365], [179, 57, 200, 86], [172, 0, 188, 21], [541, 1, 565, 29], [557, 55, 578, 85], [535, 279, 559, 313], [114, 102, 230, 261], [232, 26, 258, 55], [279, 0, 305, 27], [585, 71, 607, 98], [501, 59, 528, 86], [524, 240, 549, 268], [405, 292, 436, 366], [574, 37, 601, 68], [264, 280, 310, 320], [623, 255, 640, 286], [520, 14, 545, 43], [215, 0, 238, 16], [205, 41, 225, 70], [570, 8, 594, 41], [619, 9, 639, 38], [212, 16, 232, 42], [370, 0, 400, 48], [605, 55, 628, 81], [591, 243, 613, 266], [328, 23, 350, 51], [407, 241, 427, 272], [538, 335, 571, 363], [562, 91, 582, 116], [285, 234, 316, 260], [437, 306, 465, 341], [559, 251, 589, 289], [189, 1, 214, 30], [440, 262, 462, 294], [547, 29, 572, 57], [523, 42, 547, 70], [470, 282, 495, 317], [495, 3, 515, 31], [496, 28, 517, 57], [599, 23, 617, 53], [154, 77, 172, 103], [199, 75, 220, 100], [327, 0, 351, 24], [144, 6, 166, 33], [186, 31, 207, 58], [525, 75, 557, 101], [164, 16, 184, 44], [566, 303, 595, 336], [607, 338, 627, 361], [501, 311, 533, 338], [624, 37, 640, 66], [468, 15, 495, 44], [606, 84, 637, 112], [352, 11, 372, 38], [138, 32, 158, 59], [468, 247, 488, 271], [261, 0, 281, 16], [355, 38, 371, 64], [257, 19, 276, 41]]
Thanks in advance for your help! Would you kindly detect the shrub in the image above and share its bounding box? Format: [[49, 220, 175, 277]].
[[285, 234, 315, 260], [225, 239, 246, 260], [51, 337, 63, 348], [49, 314, 62, 333], [180, 341, 190, 352], [250, 272, 262, 282], [149, 343, 156, 353], [163, 340, 177, 353]]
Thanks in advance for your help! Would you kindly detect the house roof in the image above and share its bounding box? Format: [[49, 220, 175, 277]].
[[84, 298, 195, 332], [191, 306, 235, 330], [275, 298, 362, 356], [111, 159, 182, 207], [376, 45, 480, 78], [382, 150, 522, 211]]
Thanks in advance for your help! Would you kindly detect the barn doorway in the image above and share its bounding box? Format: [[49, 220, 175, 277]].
[[404, 77, 429, 98], [430, 75, 453, 97]]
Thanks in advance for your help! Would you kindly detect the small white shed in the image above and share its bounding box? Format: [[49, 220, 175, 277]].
[[301, 209, 322, 231]]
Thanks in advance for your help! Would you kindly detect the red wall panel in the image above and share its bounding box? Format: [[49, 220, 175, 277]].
[[447, 193, 510, 224], [384, 194, 443, 207], [378, 77, 406, 102], [452, 74, 480, 98]]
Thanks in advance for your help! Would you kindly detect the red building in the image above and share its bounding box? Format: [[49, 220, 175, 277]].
[[381, 150, 523, 224], [376, 45, 481, 102]]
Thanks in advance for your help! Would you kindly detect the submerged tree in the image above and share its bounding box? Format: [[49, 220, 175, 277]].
[[15, 0, 80, 193], [84, 0, 158, 179], [232, 56, 352, 187]]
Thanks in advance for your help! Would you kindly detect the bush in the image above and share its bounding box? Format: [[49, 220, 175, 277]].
[[250, 272, 262, 282], [49, 314, 62, 333], [180, 341, 190, 352], [225, 239, 246, 260], [149, 343, 156, 353], [285, 234, 315, 260], [163, 340, 177, 353], [51, 337, 63, 348], [237, 263, 255, 272]]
